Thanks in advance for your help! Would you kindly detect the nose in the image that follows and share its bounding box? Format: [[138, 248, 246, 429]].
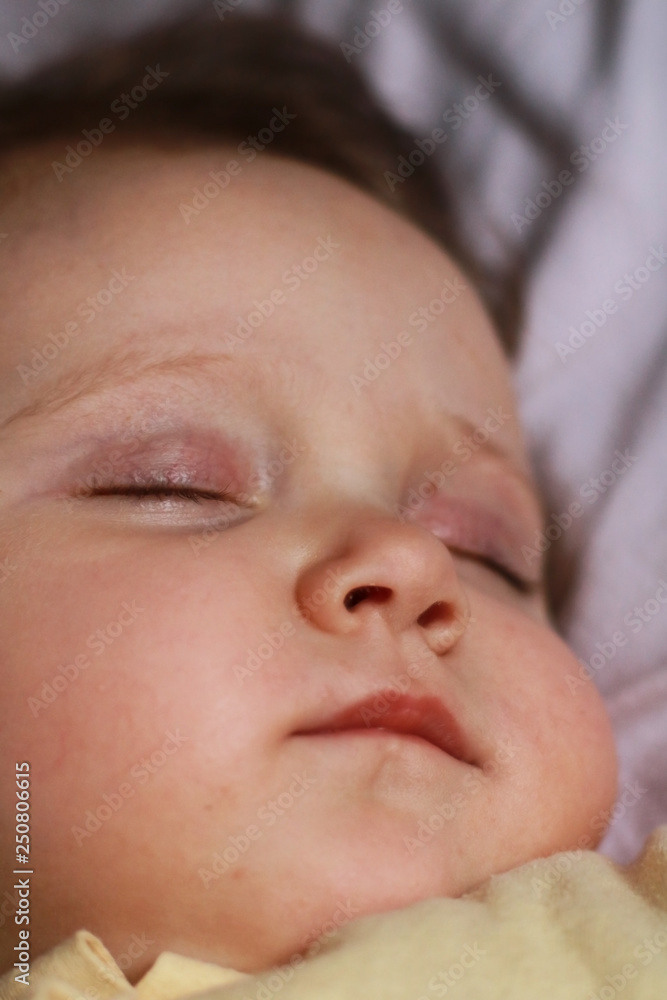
[[294, 512, 471, 656]]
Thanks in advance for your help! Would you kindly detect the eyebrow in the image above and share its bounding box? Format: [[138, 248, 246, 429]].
[[433, 411, 542, 502], [4, 346, 542, 510], [3, 347, 239, 428]]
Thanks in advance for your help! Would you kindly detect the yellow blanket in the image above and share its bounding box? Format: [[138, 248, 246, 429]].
[[3, 826, 667, 1000]]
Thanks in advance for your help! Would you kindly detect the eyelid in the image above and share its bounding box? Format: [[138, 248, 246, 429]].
[[58, 424, 262, 502], [408, 495, 543, 590], [67, 480, 253, 533], [449, 547, 542, 595]]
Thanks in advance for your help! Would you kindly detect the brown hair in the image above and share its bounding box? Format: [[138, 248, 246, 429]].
[[0, 10, 519, 352]]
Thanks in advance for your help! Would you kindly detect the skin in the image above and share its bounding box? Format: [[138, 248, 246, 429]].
[[0, 138, 618, 979]]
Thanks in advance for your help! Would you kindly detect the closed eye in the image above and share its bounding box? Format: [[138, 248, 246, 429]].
[[450, 548, 540, 596], [79, 483, 236, 504]]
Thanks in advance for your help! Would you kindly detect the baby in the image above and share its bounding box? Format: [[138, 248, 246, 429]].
[[0, 9, 638, 994]]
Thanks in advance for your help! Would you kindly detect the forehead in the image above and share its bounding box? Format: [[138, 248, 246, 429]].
[[0, 138, 530, 482]]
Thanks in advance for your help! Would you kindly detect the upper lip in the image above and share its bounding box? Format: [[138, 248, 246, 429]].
[[293, 692, 475, 765]]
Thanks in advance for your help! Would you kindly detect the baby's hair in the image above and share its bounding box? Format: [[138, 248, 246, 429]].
[[0, 11, 522, 354]]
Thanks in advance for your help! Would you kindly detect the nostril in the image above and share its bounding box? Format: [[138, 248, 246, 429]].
[[344, 585, 391, 610], [417, 601, 450, 628], [416, 597, 471, 655]]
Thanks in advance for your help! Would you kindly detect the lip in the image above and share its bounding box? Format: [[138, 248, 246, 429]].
[[293, 693, 475, 765]]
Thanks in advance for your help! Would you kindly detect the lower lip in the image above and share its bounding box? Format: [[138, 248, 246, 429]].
[[295, 728, 465, 762]]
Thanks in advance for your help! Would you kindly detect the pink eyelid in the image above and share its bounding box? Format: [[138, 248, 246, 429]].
[[411, 496, 542, 585], [63, 425, 259, 497]]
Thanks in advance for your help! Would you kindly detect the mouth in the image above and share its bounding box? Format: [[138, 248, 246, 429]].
[[293, 693, 475, 765]]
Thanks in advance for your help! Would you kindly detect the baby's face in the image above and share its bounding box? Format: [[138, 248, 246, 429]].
[[0, 140, 616, 975]]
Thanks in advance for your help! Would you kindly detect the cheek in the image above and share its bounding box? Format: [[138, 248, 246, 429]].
[[528, 626, 615, 765], [481, 607, 618, 825], [0, 532, 291, 828]]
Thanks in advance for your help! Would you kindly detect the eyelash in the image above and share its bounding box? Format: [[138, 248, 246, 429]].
[[83, 484, 538, 595], [458, 552, 538, 596], [82, 483, 236, 504]]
